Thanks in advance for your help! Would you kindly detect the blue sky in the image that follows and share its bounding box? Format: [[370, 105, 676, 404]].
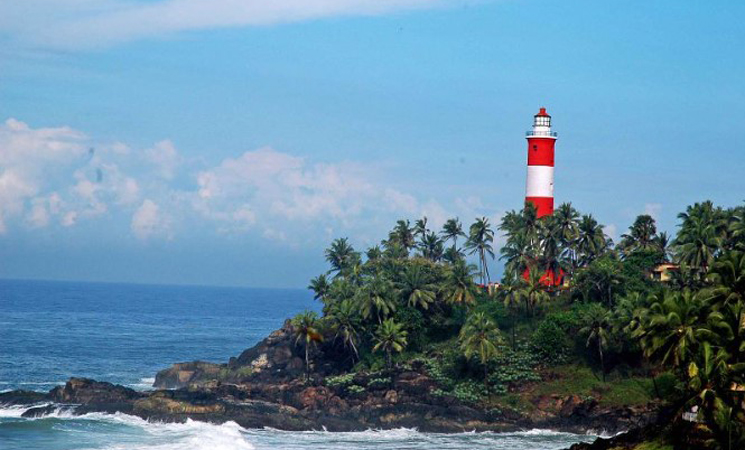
[[1, 0, 744, 288]]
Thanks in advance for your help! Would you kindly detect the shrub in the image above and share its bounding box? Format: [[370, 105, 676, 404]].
[[451, 381, 487, 404], [346, 384, 366, 395], [530, 316, 575, 364], [367, 377, 391, 389], [325, 373, 355, 387]]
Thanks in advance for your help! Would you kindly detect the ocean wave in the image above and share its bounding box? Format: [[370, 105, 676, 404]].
[[1, 405, 592, 450], [128, 377, 156, 391], [1, 408, 255, 450]]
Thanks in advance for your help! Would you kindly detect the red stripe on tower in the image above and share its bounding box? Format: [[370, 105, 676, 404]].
[[525, 107, 557, 218]]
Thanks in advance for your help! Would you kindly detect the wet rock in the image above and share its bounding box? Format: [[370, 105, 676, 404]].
[[154, 362, 224, 389], [50, 378, 142, 404], [0, 390, 48, 406]]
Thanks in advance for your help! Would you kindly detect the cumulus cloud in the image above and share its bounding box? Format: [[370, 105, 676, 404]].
[[131, 199, 170, 239], [145, 140, 179, 180], [194, 147, 380, 226], [0, 117, 508, 249], [0, 118, 88, 232], [1, 0, 456, 50]]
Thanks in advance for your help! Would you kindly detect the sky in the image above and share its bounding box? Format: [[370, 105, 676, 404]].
[[1, 0, 744, 288]]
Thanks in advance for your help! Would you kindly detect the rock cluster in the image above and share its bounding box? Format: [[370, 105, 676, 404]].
[[0, 323, 659, 438]]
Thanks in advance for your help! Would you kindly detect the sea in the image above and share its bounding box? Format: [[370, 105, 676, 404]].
[[0, 279, 595, 450]]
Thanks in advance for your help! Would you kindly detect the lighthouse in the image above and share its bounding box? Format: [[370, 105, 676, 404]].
[[525, 108, 557, 218]]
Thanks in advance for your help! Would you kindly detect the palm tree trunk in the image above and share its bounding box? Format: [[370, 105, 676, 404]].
[[512, 312, 517, 351], [598, 344, 605, 382], [302, 344, 309, 382], [483, 253, 491, 284]]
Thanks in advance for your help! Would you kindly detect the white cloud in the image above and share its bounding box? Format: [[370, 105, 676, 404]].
[[131, 199, 170, 239], [1, 0, 456, 50], [195, 147, 379, 227], [0, 117, 510, 249], [26, 198, 50, 228], [0, 118, 88, 233], [145, 140, 179, 180]]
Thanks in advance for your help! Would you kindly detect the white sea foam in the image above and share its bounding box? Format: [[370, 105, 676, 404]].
[[128, 377, 156, 391], [0, 404, 34, 418], [0, 409, 254, 450], [2, 406, 591, 450]]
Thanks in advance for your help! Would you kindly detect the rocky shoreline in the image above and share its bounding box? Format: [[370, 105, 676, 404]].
[[0, 321, 660, 442]]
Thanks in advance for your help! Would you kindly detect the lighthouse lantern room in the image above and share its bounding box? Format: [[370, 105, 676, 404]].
[[525, 107, 557, 218]]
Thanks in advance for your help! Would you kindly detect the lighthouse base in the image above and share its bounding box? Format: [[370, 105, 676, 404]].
[[525, 196, 554, 218]]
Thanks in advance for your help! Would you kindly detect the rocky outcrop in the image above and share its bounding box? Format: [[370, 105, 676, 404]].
[[154, 362, 225, 389], [154, 321, 308, 390], [1, 323, 661, 437]]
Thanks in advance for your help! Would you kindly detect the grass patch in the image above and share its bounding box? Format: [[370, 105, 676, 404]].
[[532, 365, 653, 407], [487, 393, 536, 413], [627, 439, 673, 450]]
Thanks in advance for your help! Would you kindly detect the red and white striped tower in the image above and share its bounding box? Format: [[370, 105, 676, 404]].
[[525, 107, 557, 218]]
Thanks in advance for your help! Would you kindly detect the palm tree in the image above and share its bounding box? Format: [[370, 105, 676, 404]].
[[460, 312, 503, 385], [291, 311, 323, 379], [396, 264, 437, 310], [620, 214, 658, 255], [500, 231, 535, 280], [705, 251, 745, 308], [633, 290, 707, 371], [388, 220, 415, 254], [466, 217, 495, 285], [499, 209, 524, 240], [419, 232, 444, 262], [537, 215, 568, 287], [500, 281, 522, 350], [366, 245, 383, 262], [327, 299, 362, 361], [655, 231, 673, 262], [729, 207, 745, 251], [442, 261, 479, 306], [325, 238, 359, 278], [414, 217, 429, 240], [443, 246, 465, 265], [518, 268, 549, 317], [373, 319, 408, 368], [308, 274, 330, 303], [576, 214, 608, 267], [686, 342, 732, 438], [441, 218, 466, 249], [675, 214, 723, 276], [357, 277, 396, 323], [554, 203, 580, 265], [580, 306, 610, 381]]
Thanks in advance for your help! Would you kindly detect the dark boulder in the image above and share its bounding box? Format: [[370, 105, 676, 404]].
[[49, 378, 143, 404], [0, 390, 48, 406]]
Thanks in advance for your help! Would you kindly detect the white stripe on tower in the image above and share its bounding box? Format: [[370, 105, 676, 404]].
[[525, 166, 554, 198]]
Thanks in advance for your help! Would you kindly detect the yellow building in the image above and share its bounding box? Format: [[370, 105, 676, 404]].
[[651, 263, 679, 282]]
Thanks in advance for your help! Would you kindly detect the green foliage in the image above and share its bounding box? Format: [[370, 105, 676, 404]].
[[451, 381, 487, 404], [367, 377, 391, 389], [346, 384, 366, 395], [324, 373, 355, 387], [530, 311, 579, 364], [487, 346, 542, 393], [652, 371, 680, 400], [310, 204, 745, 449]]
